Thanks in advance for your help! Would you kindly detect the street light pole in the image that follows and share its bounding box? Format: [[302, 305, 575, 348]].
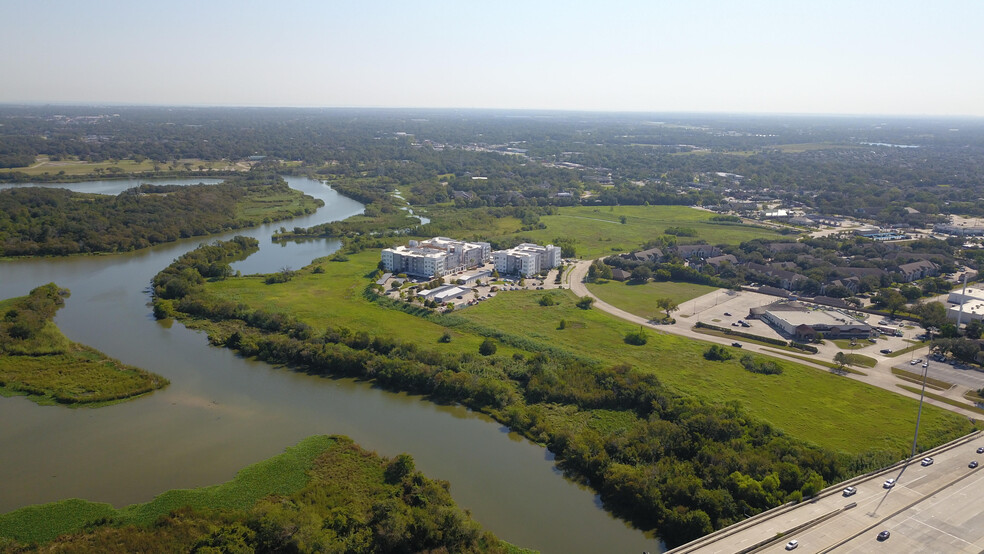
[[909, 360, 930, 460]]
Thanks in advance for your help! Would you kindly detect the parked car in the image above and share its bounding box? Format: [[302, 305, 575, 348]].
[[867, 338, 877, 343], [732, 342, 743, 348], [843, 486, 857, 496], [723, 312, 732, 316], [877, 530, 891, 541], [922, 363, 929, 368], [921, 457, 934, 466], [883, 478, 896, 488], [971, 461, 979, 469], [976, 447, 984, 454], [880, 349, 893, 354], [785, 539, 799, 550], [910, 360, 919, 365]]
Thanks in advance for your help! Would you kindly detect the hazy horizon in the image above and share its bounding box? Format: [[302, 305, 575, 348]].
[[3, 1, 982, 117]]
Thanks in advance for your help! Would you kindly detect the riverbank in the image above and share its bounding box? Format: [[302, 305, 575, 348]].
[[0, 284, 168, 407], [0, 171, 323, 257], [0, 435, 533, 553]]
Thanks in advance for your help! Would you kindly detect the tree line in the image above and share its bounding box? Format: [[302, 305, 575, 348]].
[[145, 237, 945, 547]]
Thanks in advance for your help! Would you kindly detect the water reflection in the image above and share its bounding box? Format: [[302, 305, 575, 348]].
[[0, 177, 661, 553]]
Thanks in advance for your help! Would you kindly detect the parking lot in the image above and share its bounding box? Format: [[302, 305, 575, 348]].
[[897, 357, 984, 391]]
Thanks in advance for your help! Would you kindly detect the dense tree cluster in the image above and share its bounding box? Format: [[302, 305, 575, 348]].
[[5, 107, 984, 223], [3, 437, 509, 553], [0, 170, 318, 256]]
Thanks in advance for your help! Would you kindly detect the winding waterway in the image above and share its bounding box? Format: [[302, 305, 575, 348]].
[[0, 176, 660, 553]]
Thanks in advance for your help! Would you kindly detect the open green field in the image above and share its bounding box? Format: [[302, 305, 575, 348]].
[[204, 250, 517, 358], [0, 156, 245, 176], [204, 251, 970, 455], [586, 279, 719, 319], [499, 205, 788, 258], [234, 185, 322, 220], [456, 289, 970, 454]]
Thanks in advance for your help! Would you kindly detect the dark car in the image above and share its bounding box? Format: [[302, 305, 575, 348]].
[[877, 530, 891, 541], [723, 312, 732, 317], [732, 342, 742, 348], [880, 349, 892, 354], [977, 447, 984, 454], [971, 461, 979, 469]]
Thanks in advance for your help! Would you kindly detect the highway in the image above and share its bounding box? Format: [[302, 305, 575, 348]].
[[669, 431, 984, 553]]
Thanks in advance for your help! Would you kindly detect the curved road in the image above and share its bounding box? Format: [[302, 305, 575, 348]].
[[566, 259, 981, 420]]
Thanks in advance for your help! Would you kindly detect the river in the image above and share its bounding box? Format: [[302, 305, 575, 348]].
[[0, 176, 660, 553]]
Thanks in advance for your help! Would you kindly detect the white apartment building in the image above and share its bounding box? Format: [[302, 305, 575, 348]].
[[381, 237, 491, 278], [493, 243, 563, 277]]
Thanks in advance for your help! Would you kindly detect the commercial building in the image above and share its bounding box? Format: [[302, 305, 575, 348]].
[[493, 243, 562, 277], [381, 237, 491, 278], [947, 287, 984, 323], [748, 301, 872, 341], [417, 285, 469, 304]]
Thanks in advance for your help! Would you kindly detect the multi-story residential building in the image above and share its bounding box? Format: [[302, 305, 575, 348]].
[[493, 243, 562, 277], [381, 237, 491, 278]]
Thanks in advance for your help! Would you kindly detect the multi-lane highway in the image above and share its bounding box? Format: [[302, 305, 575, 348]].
[[669, 432, 984, 553]]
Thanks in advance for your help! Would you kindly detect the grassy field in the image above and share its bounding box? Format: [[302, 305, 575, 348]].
[[204, 252, 971, 455], [587, 279, 719, 319], [204, 250, 518, 359], [456, 289, 970, 454], [498, 205, 788, 258], [0, 156, 245, 177], [234, 185, 323, 221]]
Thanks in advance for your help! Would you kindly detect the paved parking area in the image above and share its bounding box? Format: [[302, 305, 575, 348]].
[[897, 358, 984, 391]]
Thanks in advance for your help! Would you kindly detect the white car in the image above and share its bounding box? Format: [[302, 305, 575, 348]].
[[921, 457, 934, 466], [883, 478, 896, 488], [785, 539, 799, 550], [843, 486, 857, 496]]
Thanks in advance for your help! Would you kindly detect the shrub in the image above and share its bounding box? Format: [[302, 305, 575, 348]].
[[538, 295, 557, 307], [576, 296, 594, 310], [739, 354, 783, 375], [704, 344, 733, 361], [624, 328, 648, 346], [479, 338, 497, 356]]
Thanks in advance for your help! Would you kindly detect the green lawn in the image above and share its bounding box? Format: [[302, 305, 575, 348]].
[[204, 250, 971, 456], [204, 250, 516, 358], [456, 289, 970, 454], [496, 205, 788, 258], [586, 279, 719, 319]]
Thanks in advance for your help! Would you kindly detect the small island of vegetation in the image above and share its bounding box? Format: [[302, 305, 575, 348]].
[[0, 435, 531, 553], [0, 283, 168, 406]]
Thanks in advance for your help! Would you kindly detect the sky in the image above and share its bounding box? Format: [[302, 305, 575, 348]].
[[2, 0, 982, 116]]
